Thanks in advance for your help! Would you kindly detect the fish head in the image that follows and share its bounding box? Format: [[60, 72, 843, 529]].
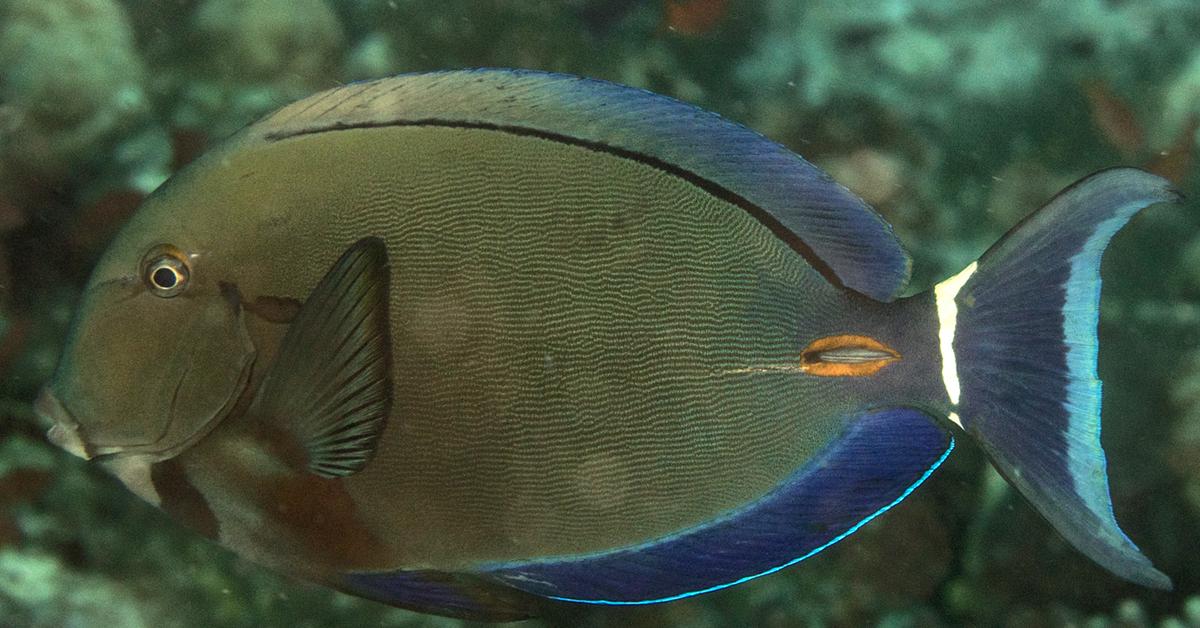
[[38, 191, 256, 464]]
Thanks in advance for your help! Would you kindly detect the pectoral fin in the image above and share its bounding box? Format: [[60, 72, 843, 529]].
[[251, 237, 392, 478]]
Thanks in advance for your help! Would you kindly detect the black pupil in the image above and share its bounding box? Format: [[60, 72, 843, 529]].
[[152, 266, 177, 289]]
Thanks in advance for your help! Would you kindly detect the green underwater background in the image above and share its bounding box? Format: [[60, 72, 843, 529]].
[[1, 0, 1199, 626]]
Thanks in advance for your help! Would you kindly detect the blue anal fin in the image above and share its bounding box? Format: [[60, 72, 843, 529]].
[[339, 569, 542, 621], [483, 407, 953, 605]]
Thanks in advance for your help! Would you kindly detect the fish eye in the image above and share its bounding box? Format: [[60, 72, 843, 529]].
[[143, 249, 190, 297]]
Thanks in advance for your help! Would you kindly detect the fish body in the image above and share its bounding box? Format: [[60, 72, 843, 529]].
[[37, 70, 1176, 620]]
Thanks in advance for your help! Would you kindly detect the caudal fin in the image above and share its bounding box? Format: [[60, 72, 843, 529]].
[[936, 168, 1179, 589]]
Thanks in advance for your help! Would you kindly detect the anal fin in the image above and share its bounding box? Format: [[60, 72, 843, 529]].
[[482, 407, 952, 604], [339, 569, 543, 621]]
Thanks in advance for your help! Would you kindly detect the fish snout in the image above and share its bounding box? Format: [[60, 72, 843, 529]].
[[36, 387, 93, 460]]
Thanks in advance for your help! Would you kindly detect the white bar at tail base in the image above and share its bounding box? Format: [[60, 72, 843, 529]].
[[933, 261, 977, 429]]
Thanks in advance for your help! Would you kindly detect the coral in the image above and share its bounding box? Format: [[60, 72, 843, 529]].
[[0, 0, 153, 200], [191, 0, 344, 85], [821, 148, 909, 210], [1168, 348, 1200, 518], [171, 0, 345, 140], [739, 0, 1200, 115], [343, 32, 400, 82], [734, 0, 1200, 233], [1159, 48, 1200, 184], [0, 550, 150, 628]]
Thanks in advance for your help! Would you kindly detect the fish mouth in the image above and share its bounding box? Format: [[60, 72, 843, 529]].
[[35, 387, 94, 461], [32, 352, 255, 464]]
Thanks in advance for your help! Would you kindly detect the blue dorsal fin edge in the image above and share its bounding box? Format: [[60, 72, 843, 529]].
[[251, 69, 912, 302], [475, 407, 951, 605], [950, 168, 1177, 589]]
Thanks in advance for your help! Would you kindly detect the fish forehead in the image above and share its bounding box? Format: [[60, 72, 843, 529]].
[[221, 124, 872, 567]]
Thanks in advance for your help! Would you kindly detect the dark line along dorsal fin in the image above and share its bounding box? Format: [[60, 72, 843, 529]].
[[250, 237, 392, 478], [479, 407, 952, 604], [243, 69, 911, 302]]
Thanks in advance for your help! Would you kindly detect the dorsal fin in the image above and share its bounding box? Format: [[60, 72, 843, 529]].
[[243, 69, 911, 301]]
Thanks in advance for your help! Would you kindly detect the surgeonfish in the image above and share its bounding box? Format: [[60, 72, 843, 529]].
[[35, 69, 1177, 620]]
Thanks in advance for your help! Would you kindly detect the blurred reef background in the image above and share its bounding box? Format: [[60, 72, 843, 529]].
[[1, 0, 1200, 626]]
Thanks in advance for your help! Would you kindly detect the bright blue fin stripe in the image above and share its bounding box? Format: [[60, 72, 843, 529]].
[[953, 168, 1177, 589], [548, 441, 953, 605], [248, 69, 911, 301], [482, 407, 953, 604]]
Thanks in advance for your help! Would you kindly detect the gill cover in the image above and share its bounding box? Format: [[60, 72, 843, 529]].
[[50, 275, 254, 459]]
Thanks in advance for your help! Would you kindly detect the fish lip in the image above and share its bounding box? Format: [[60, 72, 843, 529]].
[[36, 387, 94, 461]]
